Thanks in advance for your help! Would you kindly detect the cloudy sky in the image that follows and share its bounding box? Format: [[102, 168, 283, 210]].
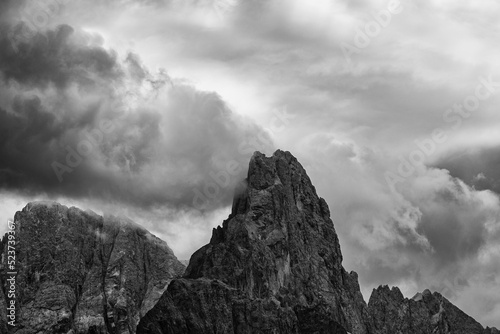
[[1, 0, 500, 328]]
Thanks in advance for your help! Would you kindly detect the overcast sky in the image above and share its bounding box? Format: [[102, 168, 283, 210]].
[[1, 0, 500, 328]]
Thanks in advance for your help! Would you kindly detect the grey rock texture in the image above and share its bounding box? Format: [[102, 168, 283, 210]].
[[368, 285, 498, 334], [137, 150, 373, 334], [0, 202, 185, 334]]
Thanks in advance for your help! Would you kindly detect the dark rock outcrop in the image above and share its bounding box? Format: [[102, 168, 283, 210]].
[[368, 285, 497, 334], [0, 202, 185, 334], [137, 150, 373, 333]]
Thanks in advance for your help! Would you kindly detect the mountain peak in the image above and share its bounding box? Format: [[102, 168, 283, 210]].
[[231, 149, 328, 220], [188, 149, 342, 285], [0, 202, 185, 333], [139, 150, 372, 333], [247, 149, 308, 190], [369, 285, 488, 334]]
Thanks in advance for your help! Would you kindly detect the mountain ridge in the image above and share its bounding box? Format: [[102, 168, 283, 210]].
[[0, 150, 498, 333], [0, 201, 185, 333], [138, 149, 372, 333], [137, 150, 499, 334], [368, 285, 498, 334]]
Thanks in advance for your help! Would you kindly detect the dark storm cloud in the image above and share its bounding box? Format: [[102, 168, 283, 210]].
[[0, 20, 273, 212], [435, 146, 500, 194], [0, 24, 122, 89], [415, 177, 495, 262], [0, 96, 64, 191]]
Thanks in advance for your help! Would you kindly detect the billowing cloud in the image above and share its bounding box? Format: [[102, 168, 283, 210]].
[[435, 146, 500, 194], [0, 15, 273, 213], [294, 133, 500, 327]]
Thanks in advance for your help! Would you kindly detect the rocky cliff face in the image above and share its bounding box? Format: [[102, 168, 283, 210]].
[[137, 150, 373, 334], [0, 202, 185, 334], [368, 285, 498, 334]]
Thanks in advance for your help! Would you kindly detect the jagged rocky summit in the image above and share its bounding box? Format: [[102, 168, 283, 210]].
[[1, 150, 498, 334], [137, 150, 372, 333], [368, 285, 499, 334], [0, 202, 185, 334]]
